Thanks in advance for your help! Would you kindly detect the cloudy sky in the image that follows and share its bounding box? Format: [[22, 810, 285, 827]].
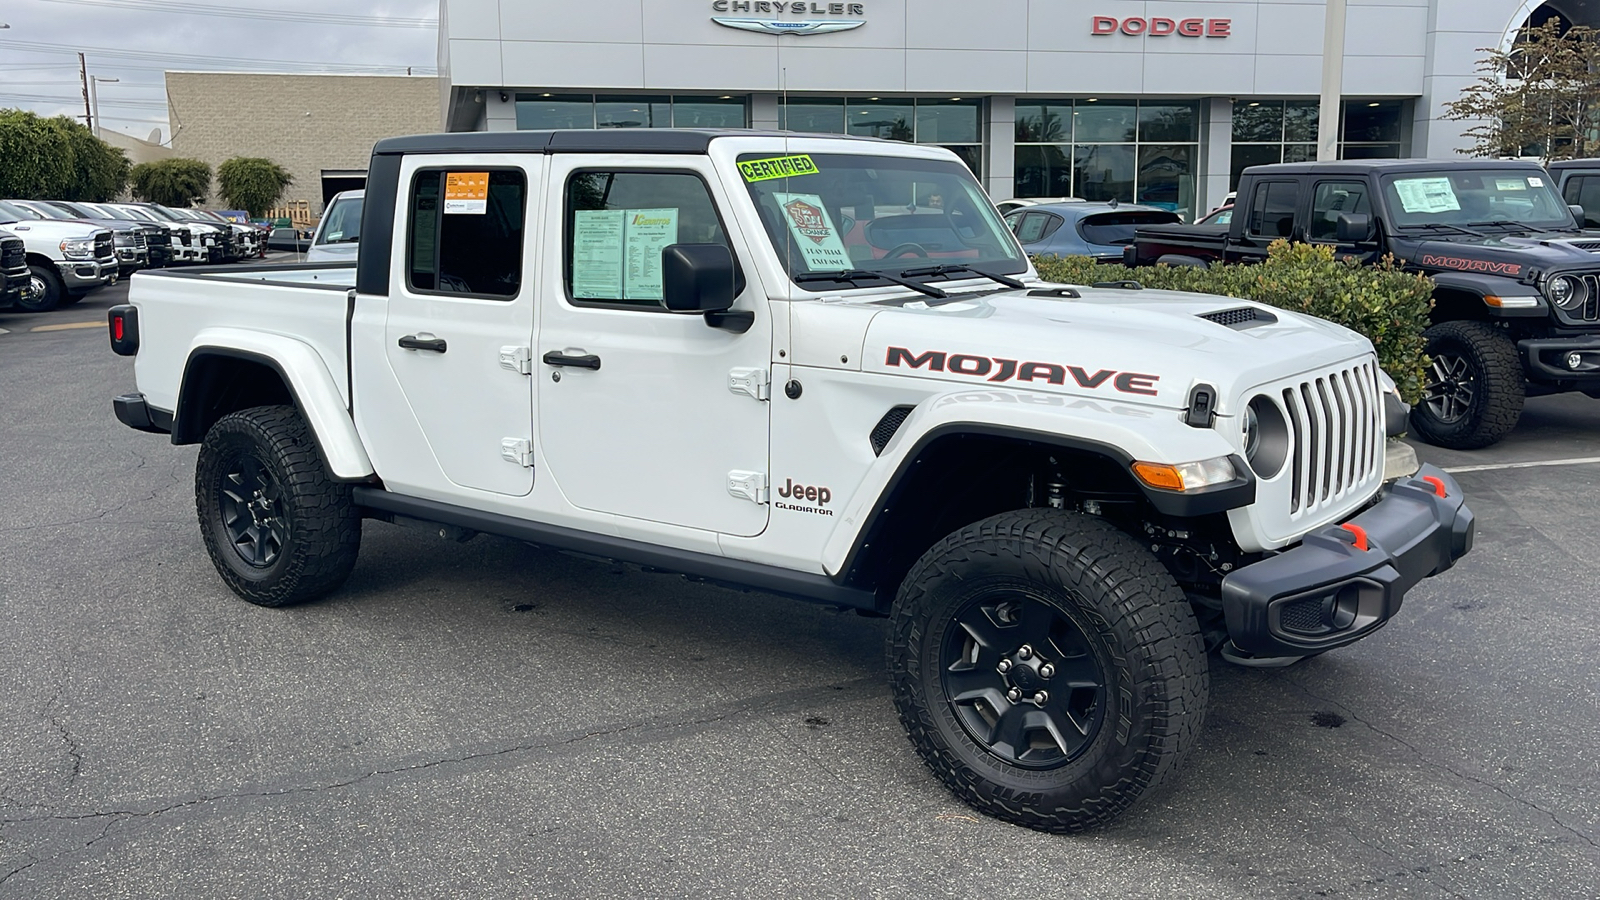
[[0, 0, 437, 142]]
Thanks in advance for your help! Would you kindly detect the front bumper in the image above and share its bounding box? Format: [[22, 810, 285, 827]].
[[1220, 464, 1474, 658], [57, 257, 117, 290], [1520, 335, 1600, 381]]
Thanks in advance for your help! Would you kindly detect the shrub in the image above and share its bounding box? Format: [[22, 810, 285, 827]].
[[1031, 241, 1434, 403], [217, 157, 294, 217], [130, 158, 213, 207], [0, 109, 131, 200]]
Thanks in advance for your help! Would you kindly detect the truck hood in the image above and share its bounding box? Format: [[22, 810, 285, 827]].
[[0, 219, 108, 243], [1400, 232, 1600, 277], [854, 284, 1375, 412]]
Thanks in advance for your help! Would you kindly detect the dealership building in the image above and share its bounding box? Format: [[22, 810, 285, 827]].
[[437, 0, 1583, 219]]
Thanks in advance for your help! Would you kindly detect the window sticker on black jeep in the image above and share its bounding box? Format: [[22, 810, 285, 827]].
[[738, 154, 819, 183], [773, 192, 850, 270], [1393, 177, 1460, 214]]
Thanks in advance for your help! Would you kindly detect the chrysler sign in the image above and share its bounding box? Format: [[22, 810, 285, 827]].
[[712, 1, 866, 35]]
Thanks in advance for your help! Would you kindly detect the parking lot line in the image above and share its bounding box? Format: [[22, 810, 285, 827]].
[[1443, 456, 1600, 474], [0, 327, 9, 335], [30, 321, 104, 333]]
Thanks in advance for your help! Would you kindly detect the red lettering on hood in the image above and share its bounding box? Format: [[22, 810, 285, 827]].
[[1419, 254, 1523, 277]]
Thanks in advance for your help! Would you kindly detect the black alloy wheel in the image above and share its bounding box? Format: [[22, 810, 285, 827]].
[[218, 452, 288, 569], [1409, 320, 1524, 450], [1421, 351, 1475, 424], [941, 588, 1107, 769]]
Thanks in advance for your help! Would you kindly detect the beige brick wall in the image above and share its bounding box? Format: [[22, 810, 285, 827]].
[[166, 72, 441, 213]]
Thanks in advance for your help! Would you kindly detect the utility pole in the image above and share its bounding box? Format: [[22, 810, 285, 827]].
[[78, 52, 91, 130], [1317, 0, 1347, 161]]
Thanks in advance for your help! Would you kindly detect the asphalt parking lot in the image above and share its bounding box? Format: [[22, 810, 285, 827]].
[[2, 281, 1598, 898]]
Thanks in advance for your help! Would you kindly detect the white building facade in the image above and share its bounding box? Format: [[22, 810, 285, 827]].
[[437, 0, 1574, 219]]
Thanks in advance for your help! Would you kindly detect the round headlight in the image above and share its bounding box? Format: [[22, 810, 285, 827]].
[[1243, 396, 1290, 479], [1547, 274, 1587, 310]]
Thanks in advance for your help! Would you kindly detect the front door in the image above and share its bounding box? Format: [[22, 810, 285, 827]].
[[382, 154, 542, 497], [536, 158, 772, 537]]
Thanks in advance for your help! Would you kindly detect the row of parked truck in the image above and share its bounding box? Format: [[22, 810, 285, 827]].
[[0, 199, 268, 313]]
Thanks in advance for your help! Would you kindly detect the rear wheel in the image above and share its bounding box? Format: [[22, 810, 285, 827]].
[[1409, 320, 1524, 450], [18, 264, 63, 312], [195, 405, 360, 606], [888, 509, 1209, 832]]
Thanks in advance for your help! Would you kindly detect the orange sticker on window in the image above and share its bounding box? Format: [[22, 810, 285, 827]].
[[444, 172, 489, 214]]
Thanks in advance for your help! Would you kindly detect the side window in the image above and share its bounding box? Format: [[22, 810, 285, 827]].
[[1564, 175, 1600, 228], [1247, 181, 1300, 239], [1309, 180, 1372, 241], [406, 169, 526, 297], [1004, 211, 1025, 235], [1014, 212, 1049, 244], [565, 170, 732, 307], [1038, 213, 1065, 241]]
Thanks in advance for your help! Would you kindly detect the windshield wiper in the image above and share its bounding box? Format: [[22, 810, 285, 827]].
[[897, 263, 1026, 290], [1405, 222, 1487, 238], [793, 269, 948, 299]]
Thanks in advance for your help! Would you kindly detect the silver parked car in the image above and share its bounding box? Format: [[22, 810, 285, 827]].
[[306, 190, 363, 263], [1003, 201, 1181, 261]]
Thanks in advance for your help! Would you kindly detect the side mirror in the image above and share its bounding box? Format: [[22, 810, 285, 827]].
[[1569, 203, 1588, 226], [1335, 212, 1374, 243], [661, 243, 735, 313]]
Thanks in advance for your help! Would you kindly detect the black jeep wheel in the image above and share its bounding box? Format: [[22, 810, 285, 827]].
[[18, 264, 63, 312], [1410, 320, 1524, 450], [195, 405, 360, 607], [888, 510, 1209, 832]]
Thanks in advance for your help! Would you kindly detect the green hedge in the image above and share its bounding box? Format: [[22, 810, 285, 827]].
[[1032, 241, 1434, 403]]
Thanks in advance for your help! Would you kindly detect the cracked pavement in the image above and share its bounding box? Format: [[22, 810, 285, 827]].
[[1, 282, 1597, 897]]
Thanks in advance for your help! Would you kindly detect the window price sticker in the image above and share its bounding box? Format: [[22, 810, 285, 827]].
[[445, 172, 489, 214]]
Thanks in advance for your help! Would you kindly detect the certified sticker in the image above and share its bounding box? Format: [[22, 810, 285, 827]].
[[738, 155, 819, 183], [444, 172, 489, 214]]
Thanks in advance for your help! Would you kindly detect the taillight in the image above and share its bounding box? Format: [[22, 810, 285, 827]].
[[108, 304, 139, 356]]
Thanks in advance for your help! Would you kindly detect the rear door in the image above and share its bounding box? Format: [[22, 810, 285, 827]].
[[1239, 179, 1302, 256], [379, 154, 543, 497]]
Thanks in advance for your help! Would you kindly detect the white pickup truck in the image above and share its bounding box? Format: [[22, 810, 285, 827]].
[[108, 129, 1475, 832]]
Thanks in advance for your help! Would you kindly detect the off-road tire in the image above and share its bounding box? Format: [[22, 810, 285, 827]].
[[1410, 320, 1524, 450], [887, 509, 1209, 833], [19, 264, 64, 312], [195, 405, 360, 606]]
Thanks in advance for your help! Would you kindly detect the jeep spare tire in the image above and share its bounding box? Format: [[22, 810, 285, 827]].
[[887, 509, 1209, 832], [1410, 320, 1524, 450]]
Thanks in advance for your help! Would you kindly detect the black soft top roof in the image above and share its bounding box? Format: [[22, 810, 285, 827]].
[[1241, 158, 1549, 178], [372, 128, 888, 156], [1545, 158, 1600, 172]]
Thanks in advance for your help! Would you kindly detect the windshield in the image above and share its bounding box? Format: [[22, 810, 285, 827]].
[[1382, 170, 1573, 231], [19, 202, 72, 220], [86, 203, 133, 220], [0, 200, 42, 222], [146, 204, 186, 222], [316, 195, 363, 245], [738, 152, 1026, 289], [118, 206, 158, 222]]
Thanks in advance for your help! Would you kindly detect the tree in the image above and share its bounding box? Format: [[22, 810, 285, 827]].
[[217, 157, 294, 217], [130, 158, 213, 207], [0, 109, 130, 200], [52, 119, 131, 202], [1444, 18, 1600, 161]]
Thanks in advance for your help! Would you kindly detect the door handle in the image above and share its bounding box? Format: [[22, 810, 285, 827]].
[[398, 334, 447, 353], [542, 350, 601, 370]]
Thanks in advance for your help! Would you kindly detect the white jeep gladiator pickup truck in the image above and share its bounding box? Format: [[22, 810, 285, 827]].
[[108, 129, 1475, 832]]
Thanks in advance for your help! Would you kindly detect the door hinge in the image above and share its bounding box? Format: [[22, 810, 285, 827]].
[[500, 438, 534, 467], [727, 470, 769, 505], [499, 345, 534, 375], [727, 367, 769, 401]]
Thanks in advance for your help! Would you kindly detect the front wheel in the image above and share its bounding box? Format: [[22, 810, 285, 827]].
[[195, 405, 361, 607], [18, 264, 63, 312], [888, 510, 1209, 832], [1409, 320, 1524, 450]]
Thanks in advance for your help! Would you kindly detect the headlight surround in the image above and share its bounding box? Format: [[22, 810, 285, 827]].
[[1242, 395, 1291, 479], [59, 238, 94, 260], [1545, 274, 1588, 310], [1132, 456, 1240, 492]]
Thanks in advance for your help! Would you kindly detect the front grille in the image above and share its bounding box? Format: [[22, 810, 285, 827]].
[[1569, 274, 1600, 323], [1278, 360, 1384, 517], [1199, 307, 1278, 329], [2, 237, 24, 270], [146, 229, 170, 247], [177, 230, 192, 246], [134, 231, 147, 249], [93, 232, 113, 259], [1278, 597, 1327, 635]]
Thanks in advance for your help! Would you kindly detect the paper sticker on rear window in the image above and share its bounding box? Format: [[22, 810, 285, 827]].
[[1393, 177, 1460, 214], [444, 172, 489, 214], [1495, 178, 1527, 191], [739, 155, 819, 183]]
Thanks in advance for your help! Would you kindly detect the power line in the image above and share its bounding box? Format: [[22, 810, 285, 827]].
[[0, 39, 436, 74], [0, 92, 169, 107], [34, 0, 438, 28]]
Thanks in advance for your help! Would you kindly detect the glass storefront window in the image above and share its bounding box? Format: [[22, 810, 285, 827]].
[[915, 99, 980, 144], [779, 99, 845, 133], [672, 97, 747, 128], [515, 94, 595, 130], [848, 99, 915, 141], [1232, 100, 1283, 143], [1073, 101, 1137, 143], [1137, 144, 1194, 212], [1138, 104, 1196, 143], [1284, 101, 1320, 143], [1015, 104, 1071, 143], [1344, 100, 1403, 143], [1073, 144, 1136, 203], [1229, 99, 1404, 189], [595, 96, 671, 128]]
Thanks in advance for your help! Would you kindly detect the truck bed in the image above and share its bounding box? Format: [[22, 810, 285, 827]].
[[128, 263, 357, 415]]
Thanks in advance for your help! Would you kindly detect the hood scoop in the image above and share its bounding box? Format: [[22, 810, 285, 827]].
[[1198, 306, 1278, 330]]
